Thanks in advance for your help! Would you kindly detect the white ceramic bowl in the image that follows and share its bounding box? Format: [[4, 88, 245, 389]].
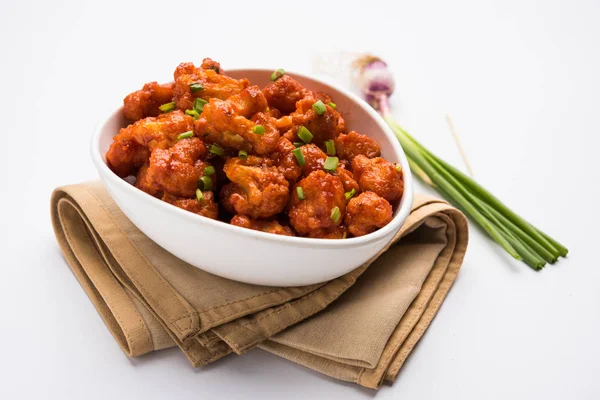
[[91, 69, 413, 287]]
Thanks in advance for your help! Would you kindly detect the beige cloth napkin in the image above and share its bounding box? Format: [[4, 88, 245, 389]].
[[50, 181, 468, 389]]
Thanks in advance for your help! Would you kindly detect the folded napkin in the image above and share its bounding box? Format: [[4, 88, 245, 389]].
[[51, 182, 468, 389]]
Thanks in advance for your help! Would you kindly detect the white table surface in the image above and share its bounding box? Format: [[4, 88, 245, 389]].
[[1, 0, 599, 398]]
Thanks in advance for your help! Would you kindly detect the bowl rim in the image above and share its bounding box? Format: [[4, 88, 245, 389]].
[[91, 68, 414, 249]]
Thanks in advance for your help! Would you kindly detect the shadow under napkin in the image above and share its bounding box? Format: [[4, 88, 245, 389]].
[[51, 181, 468, 389]]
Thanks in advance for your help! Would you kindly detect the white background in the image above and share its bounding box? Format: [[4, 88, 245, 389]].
[[1, 0, 599, 398]]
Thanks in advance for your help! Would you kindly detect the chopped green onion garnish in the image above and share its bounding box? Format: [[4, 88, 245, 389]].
[[253, 125, 265, 135], [198, 176, 213, 191], [297, 126, 313, 143], [296, 186, 305, 200], [196, 189, 204, 203], [159, 101, 176, 112], [293, 147, 305, 167], [345, 188, 355, 201], [324, 156, 339, 172], [209, 144, 224, 156], [185, 109, 200, 119], [293, 142, 303, 148], [265, 106, 270, 112], [189, 82, 204, 93], [194, 98, 208, 113], [312, 100, 326, 115], [395, 164, 402, 173], [177, 131, 194, 140], [325, 140, 336, 156], [328, 102, 337, 110], [330, 206, 341, 224], [238, 150, 248, 160], [204, 166, 215, 176], [342, 231, 348, 239], [270, 68, 285, 81]]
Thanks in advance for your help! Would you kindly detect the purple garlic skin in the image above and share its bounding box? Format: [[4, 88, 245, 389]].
[[353, 55, 396, 112], [359, 60, 396, 100]]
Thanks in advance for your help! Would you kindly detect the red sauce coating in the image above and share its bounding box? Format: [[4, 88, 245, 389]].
[[106, 60, 404, 239]]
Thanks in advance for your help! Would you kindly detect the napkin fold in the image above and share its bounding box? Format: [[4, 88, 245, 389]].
[[51, 182, 468, 389]]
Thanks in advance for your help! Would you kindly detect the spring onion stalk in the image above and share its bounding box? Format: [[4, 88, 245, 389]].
[[293, 148, 306, 167], [353, 55, 567, 269], [298, 126, 313, 143], [325, 140, 336, 156], [177, 131, 194, 140], [312, 100, 327, 115], [330, 206, 341, 224], [345, 188, 356, 201], [324, 156, 339, 172]]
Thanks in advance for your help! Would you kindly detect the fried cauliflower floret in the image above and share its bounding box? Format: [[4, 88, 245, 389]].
[[262, 75, 312, 114], [162, 192, 218, 220], [134, 162, 158, 196], [272, 138, 302, 183], [306, 226, 346, 239], [336, 167, 360, 194], [136, 138, 210, 198], [230, 215, 295, 236], [288, 170, 346, 235], [106, 111, 194, 177], [334, 131, 381, 161], [228, 85, 269, 117], [344, 191, 393, 237], [200, 57, 222, 73], [279, 142, 327, 179], [123, 82, 175, 121], [173, 62, 250, 110], [106, 138, 149, 178], [194, 87, 279, 155], [221, 158, 289, 218], [284, 98, 346, 146], [276, 143, 359, 189], [247, 112, 281, 155], [352, 155, 404, 203]]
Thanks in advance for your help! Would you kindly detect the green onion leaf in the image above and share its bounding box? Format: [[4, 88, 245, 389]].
[[177, 131, 194, 140], [345, 188, 355, 201], [395, 164, 402, 173], [185, 109, 200, 119], [330, 206, 341, 224], [293, 142, 304, 148], [270, 68, 285, 81], [159, 101, 176, 112], [328, 101, 337, 110], [296, 186, 305, 200], [198, 176, 213, 191], [297, 126, 313, 143], [209, 144, 224, 156], [253, 125, 265, 135], [204, 166, 215, 176], [324, 156, 339, 172], [194, 98, 208, 113], [293, 148, 306, 167], [325, 140, 336, 156], [189, 82, 204, 93], [238, 150, 248, 160], [312, 100, 326, 115], [196, 189, 204, 203]]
